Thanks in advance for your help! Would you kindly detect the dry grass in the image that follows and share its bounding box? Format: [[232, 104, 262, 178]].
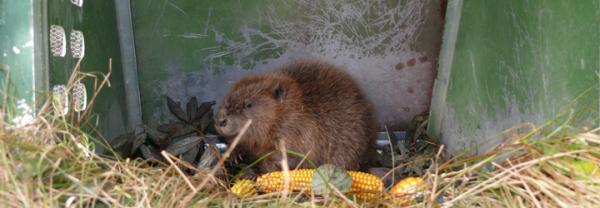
[[0, 63, 599, 207], [424, 128, 600, 208]]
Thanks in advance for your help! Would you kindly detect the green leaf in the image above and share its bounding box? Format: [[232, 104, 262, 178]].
[[311, 164, 352, 196], [194, 101, 216, 122], [186, 96, 198, 122], [144, 125, 168, 146], [572, 160, 598, 178], [140, 144, 165, 163], [165, 136, 203, 155], [198, 110, 214, 132], [167, 96, 188, 122], [131, 126, 147, 155]]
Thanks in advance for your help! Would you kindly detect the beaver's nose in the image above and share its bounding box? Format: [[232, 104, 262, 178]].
[[217, 118, 228, 127]]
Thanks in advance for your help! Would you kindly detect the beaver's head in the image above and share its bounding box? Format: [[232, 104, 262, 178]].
[[214, 74, 295, 141]]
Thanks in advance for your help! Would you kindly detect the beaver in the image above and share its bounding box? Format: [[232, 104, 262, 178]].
[[214, 59, 378, 174]]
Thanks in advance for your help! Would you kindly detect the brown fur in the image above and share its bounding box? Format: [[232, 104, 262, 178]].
[[215, 59, 378, 174]]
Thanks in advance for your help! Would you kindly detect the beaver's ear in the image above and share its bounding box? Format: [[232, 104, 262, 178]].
[[272, 83, 284, 100]]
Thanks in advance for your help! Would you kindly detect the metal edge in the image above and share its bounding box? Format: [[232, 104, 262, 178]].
[[597, 1, 600, 124], [114, 0, 143, 131], [206, 131, 409, 151], [426, 0, 464, 141], [32, 0, 49, 109]]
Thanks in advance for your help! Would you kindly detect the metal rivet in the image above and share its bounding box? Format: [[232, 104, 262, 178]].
[[49, 25, 66, 57], [72, 82, 87, 112], [52, 85, 69, 116], [70, 30, 85, 59], [71, 0, 83, 7]]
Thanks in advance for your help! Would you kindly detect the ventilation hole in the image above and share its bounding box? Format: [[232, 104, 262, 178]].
[[49, 25, 66, 57], [70, 30, 85, 59], [72, 82, 87, 112], [70, 0, 83, 7], [52, 85, 69, 116]]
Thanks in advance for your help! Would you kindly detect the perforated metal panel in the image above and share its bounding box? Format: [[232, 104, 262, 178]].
[[72, 82, 87, 112], [46, 0, 135, 151], [49, 25, 66, 57], [71, 0, 84, 7], [69, 30, 85, 59], [52, 85, 68, 116]]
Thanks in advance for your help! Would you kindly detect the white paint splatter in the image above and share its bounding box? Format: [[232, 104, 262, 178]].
[[12, 46, 20, 54], [11, 99, 34, 128], [179, 33, 207, 39], [22, 40, 34, 48]]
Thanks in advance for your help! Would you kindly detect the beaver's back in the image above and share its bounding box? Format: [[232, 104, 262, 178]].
[[274, 60, 378, 171], [279, 61, 367, 113]]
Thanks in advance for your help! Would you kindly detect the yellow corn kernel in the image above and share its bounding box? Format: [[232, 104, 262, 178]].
[[348, 171, 384, 200], [255, 169, 384, 200], [256, 169, 315, 193], [231, 179, 257, 198], [389, 176, 424, 205]]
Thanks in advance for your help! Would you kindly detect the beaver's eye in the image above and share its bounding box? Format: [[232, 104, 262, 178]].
[[244, 100, 254, 109]]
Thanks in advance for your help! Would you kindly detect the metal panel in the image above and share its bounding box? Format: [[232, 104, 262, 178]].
[[115, 0, 142, 131], [428, 0, 600, 156], [0, 0, 48, 127], [130, 0, 444, 130], [47, 0, 133, 150]]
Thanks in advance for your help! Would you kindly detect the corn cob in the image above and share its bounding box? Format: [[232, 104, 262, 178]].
[[347, 171, 383, 200], [389, 176, 424, 205], [231, 179, 257, 198], [255, 169, 383, 200]]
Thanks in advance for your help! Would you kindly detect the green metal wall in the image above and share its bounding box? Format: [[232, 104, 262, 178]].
[[1, 1, 135, 151], [131, 0, 444, 130], [47, 0, 132, 148], [0, 0, 47, 125], [0, 0, 139, 149], [130, 1, 274, 127], [428, 0, 600, 156], [9, 0, 596, 157]]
